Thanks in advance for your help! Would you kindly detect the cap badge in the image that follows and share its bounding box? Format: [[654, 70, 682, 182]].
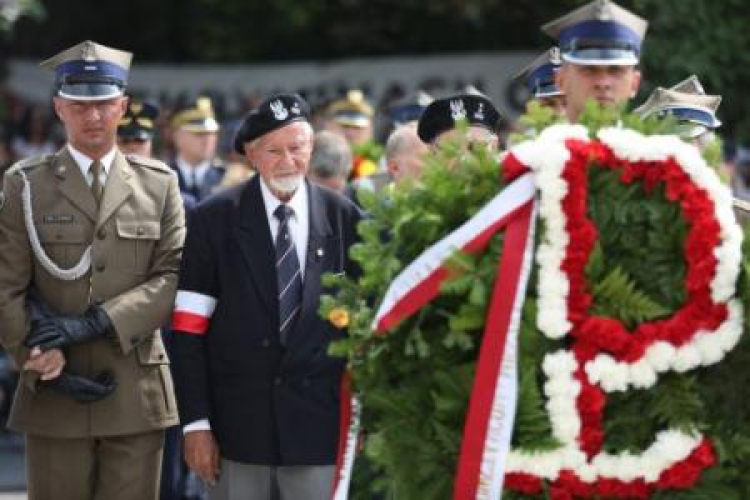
[[270, 100, 289, 121], [81, 41, 96, 62], [474, 102, 485, 121], [131, 103, 143, 115], [595, 1, 612, 21], [450, 99, 467, 121]]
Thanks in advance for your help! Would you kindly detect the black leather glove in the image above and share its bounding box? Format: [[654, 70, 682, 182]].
[[38, 370, 116, 404], [25, 305, 116, 351]]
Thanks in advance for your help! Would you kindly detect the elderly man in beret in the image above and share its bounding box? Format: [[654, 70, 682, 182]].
[[417, 92, 503, 152], [170, 93, 363, 499]]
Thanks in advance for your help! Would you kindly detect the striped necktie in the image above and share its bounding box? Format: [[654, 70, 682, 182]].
[[90, 160, 104, 206], [274, 204, 302, 345]]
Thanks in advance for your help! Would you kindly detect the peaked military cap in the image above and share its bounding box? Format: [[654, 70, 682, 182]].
[[171, 96, 220, 133], [542, 0, 648, 66], [118, 99, 160, 141], [417, 93, 501, 144], [233, 93, 311, 154], [327, 89, 374, 128], [515, 48, 563, 99], [40, 40, 132, 101], [634, 75, 721, 138]]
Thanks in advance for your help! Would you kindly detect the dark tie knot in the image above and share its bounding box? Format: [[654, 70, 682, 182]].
[[274, 204, 293, 222]]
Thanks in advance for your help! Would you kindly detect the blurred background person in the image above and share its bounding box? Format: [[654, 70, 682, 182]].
[[170, 96, 226, 204], [10, 103, 56, 159], [324, 89, 381, 180], [514, 47, 566, 116], [308, 130, 352, 192], [417, 92, 502, 152], [117, 98, 160, 157], [386, 122, 429, 185]]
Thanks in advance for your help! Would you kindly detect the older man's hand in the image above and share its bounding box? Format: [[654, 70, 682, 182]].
[[184, 430, 221, 486]]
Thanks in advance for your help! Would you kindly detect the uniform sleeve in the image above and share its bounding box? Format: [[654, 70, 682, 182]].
[[0, 171, 37, 386], [103, 170, 186, 354], [170, 205, 219, 425]]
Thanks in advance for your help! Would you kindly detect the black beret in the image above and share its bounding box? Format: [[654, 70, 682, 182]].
[[233, 93, 311, 154], [417, 93, 501, 144], [118, 99, 159, 141]]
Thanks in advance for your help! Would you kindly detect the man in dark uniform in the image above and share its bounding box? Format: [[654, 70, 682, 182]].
[[170, 93, 362, 499], [117, 98, 160, 157], [170, 96, 225, 203], [514, 47, 566, 116], [0, 40, 184, 500], [417, 92, 503, 152]]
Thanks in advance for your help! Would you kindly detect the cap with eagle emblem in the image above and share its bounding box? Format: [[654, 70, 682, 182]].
[[40, 40, 132, 100], [233, 93, 311, 154], [542, 0, 648, 66]]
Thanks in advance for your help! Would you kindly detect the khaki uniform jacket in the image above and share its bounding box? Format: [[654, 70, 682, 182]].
[[0, 147, 185, 438]]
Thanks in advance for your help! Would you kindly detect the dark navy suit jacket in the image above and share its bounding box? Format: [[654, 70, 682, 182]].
[[171, 176, 362, 465]]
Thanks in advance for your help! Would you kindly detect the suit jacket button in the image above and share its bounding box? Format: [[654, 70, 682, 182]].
[[274, 376, 283, 386], [136, 226, 145, 236], [96, 264, 106, 272], [130, 337, 139, 345], [261, 339, 270, 348], [93, 298, 104, 306], [97, 229, 107, 240]]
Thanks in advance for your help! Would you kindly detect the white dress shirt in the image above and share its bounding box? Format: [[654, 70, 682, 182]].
[[68, 145, 117, 188]]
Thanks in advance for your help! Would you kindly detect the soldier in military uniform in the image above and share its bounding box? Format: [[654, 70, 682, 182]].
[[514, 47, 566, 116], [542, 0, 648, 123], [117, 98, 160, 157], [170, 97, 226, 204], [0, 41, 185, 500]]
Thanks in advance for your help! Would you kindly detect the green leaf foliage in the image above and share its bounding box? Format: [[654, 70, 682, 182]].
[[321, 105, 750, 498]]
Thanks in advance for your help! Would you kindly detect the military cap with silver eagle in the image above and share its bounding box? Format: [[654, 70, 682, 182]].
[[233, 93, 311, 154], [634, 75, 721, 139], [40, 40, 132, 101], [542, 0, 648, 66], [514, 47, 563, 99]]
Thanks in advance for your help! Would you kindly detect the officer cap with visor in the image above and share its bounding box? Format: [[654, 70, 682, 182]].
[[40, 40, 132, 101], [515, 47, 564, 99], [542, 0, 648, 66]]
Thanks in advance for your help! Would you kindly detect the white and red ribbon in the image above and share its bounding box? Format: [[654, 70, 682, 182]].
[[332, 173, 537, 500]]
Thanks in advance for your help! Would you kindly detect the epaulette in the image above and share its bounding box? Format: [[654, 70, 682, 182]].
[[5, 155, 54, 175], [126, 154, 172, 173]]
